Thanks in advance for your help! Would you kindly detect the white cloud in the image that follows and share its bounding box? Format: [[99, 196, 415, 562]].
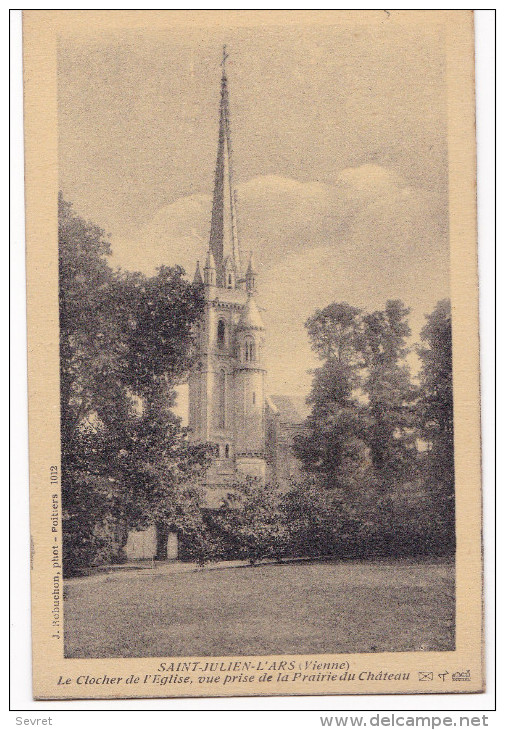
[[110, 194, 211, 276], [109, 165, 449, 400]]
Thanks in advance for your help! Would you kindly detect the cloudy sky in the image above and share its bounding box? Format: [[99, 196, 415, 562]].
[[58, 20, 449, 407]]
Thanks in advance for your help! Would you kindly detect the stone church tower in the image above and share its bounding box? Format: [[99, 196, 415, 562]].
[[125, 50, 306, 560], [188, 50, 267, 485]]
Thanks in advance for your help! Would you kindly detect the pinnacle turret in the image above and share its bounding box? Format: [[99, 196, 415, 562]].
[[193, 260, 203, 285], [204, 249, 216, 286], [245, 251, 257, 293], [223, 255, 237, 289]]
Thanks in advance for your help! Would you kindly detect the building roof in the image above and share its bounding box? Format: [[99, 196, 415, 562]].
[[237, 295, 265, 330]]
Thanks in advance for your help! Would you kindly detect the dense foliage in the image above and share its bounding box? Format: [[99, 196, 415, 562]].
[[59, 194, 208, 574], [289, 298, 455, 557], [59, 195, 455, 571]]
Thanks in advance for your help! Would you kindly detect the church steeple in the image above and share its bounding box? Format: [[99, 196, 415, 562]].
[[208, 46, 241, 286], [188, 47, 267, 486]]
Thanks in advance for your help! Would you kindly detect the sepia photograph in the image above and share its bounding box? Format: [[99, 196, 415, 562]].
[[23, 9, 483, 698]]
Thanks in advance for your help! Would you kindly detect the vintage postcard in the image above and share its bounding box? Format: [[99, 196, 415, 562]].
[[23, 10, 482, 699]]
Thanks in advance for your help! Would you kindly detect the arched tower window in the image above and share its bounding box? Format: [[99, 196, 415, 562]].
[[218, 369, 226, 429], [244, 337, 255, 362], [217, 319, 226, 350], [225, 444, 230, 459]]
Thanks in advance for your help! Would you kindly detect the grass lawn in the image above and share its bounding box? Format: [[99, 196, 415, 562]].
[[64, 559, 455, 658]]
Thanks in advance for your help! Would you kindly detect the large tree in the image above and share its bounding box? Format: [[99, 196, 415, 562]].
[[291, 297, 455, 558], [58, 194, 207, 573], [417, 298, 455, 539], [415, 299, 455, 553], [359, 300, 418, 482], [417, 299, 454, 471], [293, 303, 367, 489], [294, 300, 417, 490], [59, 193, 126, 571]]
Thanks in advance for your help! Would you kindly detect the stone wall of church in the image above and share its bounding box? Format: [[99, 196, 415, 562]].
[[233, 367, 265, 457]]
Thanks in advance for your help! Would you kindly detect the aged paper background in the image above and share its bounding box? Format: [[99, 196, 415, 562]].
[[23, 9, 482, 699]]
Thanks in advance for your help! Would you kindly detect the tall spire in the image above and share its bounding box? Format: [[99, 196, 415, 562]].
[[208, 45, 241, 286]]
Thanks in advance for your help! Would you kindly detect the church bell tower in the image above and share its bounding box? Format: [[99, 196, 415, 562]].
[[188, 48, 267, 484]]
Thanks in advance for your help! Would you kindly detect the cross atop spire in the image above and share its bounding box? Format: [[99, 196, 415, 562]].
[[208, 46, 241, 286], [221, 44, 229, 70]]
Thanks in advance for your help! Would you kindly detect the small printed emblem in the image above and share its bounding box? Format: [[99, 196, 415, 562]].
[[418, 671, 433, 681], [452, 670, 471, 682]]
